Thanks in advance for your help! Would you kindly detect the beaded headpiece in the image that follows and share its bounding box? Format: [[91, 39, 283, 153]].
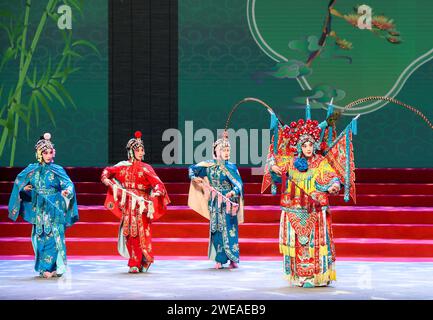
[[283, 118, 322, 154], [35, 132, 55, 163], [213, 131, 231, 158], [126, 131, 145, 160]]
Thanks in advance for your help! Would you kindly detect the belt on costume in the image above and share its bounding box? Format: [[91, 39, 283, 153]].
[[35, 188, 58, 195], [124, 188, 150, 195]]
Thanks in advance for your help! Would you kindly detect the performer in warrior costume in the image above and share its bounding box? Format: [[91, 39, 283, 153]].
[[261, 99, 358, 288], [8, 133, 79, 278], [101, 131, 170, 273], [188, 132, 244, 269], [223, 95, 431, 287]]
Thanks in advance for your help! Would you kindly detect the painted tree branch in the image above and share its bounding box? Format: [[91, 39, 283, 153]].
[[306, 0, 337, 67]]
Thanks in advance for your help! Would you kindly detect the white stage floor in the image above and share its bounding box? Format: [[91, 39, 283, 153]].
[[1, 259, 432, 300]]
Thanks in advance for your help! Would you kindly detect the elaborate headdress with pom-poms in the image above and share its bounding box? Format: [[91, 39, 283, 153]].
[[267, 98, 332, 158], [213, 130, 231, 159], [225, 95, 433, 203], [35, 132, 55, 163], [285, 118, 322, 155], [126, 131, 145, 160]]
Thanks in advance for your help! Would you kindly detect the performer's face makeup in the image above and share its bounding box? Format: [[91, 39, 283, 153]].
[[301, 141, 314, 158], [42, 149, 54, 163], [220, 147, 231, 160], [134, 147, 144, 161]]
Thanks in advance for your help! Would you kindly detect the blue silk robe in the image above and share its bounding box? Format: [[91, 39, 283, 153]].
[[8, 163, 79, 274], [188, 160, 244, 264]]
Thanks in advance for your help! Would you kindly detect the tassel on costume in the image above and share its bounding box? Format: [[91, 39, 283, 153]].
[[225, 199, 230, 214], [281, 170, 287, 194], [139, 197, 145, 214], [217, 193, 223, 207], [131, 195, 137, 210], [300, 188, 305, 207], [305, 104, 311, 120], [351, 117, 358, 135], [147, 201, 154, 219], [271, 183, 277, 195], [290, 181, 296, 199], [113, 184, 118, 201], [120, 188, 126, 207], [308, 196, 314, 212], [270, 113, 279, 155]]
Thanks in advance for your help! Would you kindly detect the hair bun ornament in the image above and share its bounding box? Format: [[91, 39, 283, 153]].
[[134, 131, 142, 139], [43, 132, 51, 140]]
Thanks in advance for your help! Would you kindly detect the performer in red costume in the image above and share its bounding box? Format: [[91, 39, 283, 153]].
[[101, 131, 170, 273]]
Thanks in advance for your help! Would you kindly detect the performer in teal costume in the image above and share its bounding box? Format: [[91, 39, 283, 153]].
[[188, 132, 245, 269], [8, 133, 79, 278]]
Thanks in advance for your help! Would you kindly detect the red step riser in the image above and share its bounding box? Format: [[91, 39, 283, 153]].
[[332, 212, 433, 224], [2, 167, 433, 183], [2, 166, 432, 259], [2, 181, 433, 195], [2, 223, 433, 239], [2, 193, 433, 207], [1, 240, 432, 258], [2, 208, 433, 224], [335, 243, 433, 258], [0, 182, 106, 194], [0, 223, 273, 238], [335, 225, 433, 239]]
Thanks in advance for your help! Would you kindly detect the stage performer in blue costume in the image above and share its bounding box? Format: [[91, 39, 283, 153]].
[[188, 132, 244, 269], [8, 133, 79, 279]]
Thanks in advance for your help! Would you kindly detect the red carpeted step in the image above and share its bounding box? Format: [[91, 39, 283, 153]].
[[3, 181, 432, 195], [0, 206, 124, 222], [2, 205, 433, 224], [2, 166, 433, 260], [334, 238, 433, 258], [0, 222, 276, 238], [0, 181, 109, 194], [1, 237, 433, 257], [0, 222, 118, 238], [172, 182, 433, 196], [0, 167, 203, 183], [0, 237, 273, 256], [354, 169, 433, 183], [333, 223, 433, 239], [2, 221, 433, 240], [0, 182, 108, 194], [0, 167, 104, 182], [2, 192, 433, 207], [114, 182, 433, 196], [356, 183, 433, 195], [2, 167, 433, 183], [331, 206, 433, 224]]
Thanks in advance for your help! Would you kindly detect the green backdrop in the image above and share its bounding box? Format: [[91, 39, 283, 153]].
[[1, 0, 432, 168], [179, 0, 433, 168], [0, 0, 107, 167]]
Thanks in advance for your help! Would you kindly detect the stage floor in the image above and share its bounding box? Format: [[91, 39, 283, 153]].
[[1, 259, 432, 300]]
